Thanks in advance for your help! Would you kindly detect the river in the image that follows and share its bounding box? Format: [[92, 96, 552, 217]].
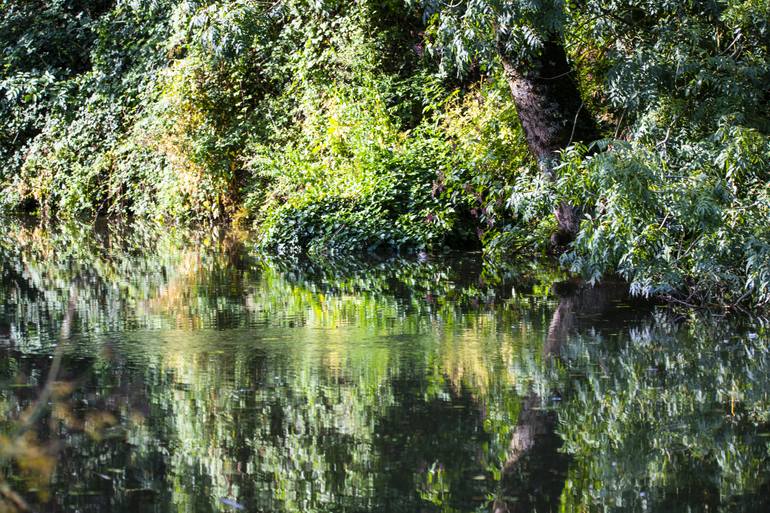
[[0, 220, 767, 512]]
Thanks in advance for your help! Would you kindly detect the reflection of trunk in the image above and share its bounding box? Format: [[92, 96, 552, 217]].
[[493, 281, 630, 513], [493, 393, 565, 513], [499, 40, 599, 245]]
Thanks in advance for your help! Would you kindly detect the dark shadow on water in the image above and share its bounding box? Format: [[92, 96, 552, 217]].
[[494, 279, 650, 513]]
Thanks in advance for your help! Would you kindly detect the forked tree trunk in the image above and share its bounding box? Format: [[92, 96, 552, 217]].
[[499, 40, 599, 246]]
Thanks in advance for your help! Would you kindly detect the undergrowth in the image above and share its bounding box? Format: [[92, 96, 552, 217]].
[[1, 0, 769, 310]]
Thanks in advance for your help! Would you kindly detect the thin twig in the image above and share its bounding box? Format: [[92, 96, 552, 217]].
[[0, 483, 34, 513], [567, 101, 585, 147]]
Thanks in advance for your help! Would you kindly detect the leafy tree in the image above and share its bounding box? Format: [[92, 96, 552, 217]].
[[417, 0, 770, 307], [414, 0, 598, 241], [0, 0, 769, 307]]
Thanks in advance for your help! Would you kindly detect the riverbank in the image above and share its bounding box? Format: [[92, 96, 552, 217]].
[[2, 1, 769, 311]]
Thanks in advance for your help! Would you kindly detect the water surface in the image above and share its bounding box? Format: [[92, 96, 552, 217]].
[[0, 222, 768, 512]]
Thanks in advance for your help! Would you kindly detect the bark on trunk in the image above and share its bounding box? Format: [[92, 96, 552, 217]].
[[499, 40, 599, 245]]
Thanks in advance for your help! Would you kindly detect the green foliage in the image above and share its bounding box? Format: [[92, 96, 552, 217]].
[[417, 0, 770, 308], [415, 0, 566, 75], [427, 79, 553, 257], [555, 125, 770, 308], [0, 0, 99, 181], [239, 3, 450, 256], [1, 0, 176, 217], [1, 0, 770, 307], [251, 72, 536, 257]]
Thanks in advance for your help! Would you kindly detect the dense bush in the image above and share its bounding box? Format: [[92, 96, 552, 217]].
[[413, 0, 770, 308], [559, 0, 770, 308], [557, 130, 770, 308], [1, 0, 769, 308]]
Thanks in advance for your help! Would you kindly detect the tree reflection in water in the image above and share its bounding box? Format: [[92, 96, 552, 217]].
[[0, 220, 767, 513]]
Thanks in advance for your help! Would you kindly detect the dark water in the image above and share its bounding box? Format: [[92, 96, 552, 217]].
[[0, 221, 768, 513]]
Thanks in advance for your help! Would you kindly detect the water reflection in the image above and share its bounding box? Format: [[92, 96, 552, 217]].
[[0, 220, 767, 513]]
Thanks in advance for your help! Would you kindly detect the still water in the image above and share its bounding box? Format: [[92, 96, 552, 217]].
[[0, 221, 768, 512]]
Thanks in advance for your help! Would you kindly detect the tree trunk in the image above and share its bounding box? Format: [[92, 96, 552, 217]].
[[499, 40, 599, 246]]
